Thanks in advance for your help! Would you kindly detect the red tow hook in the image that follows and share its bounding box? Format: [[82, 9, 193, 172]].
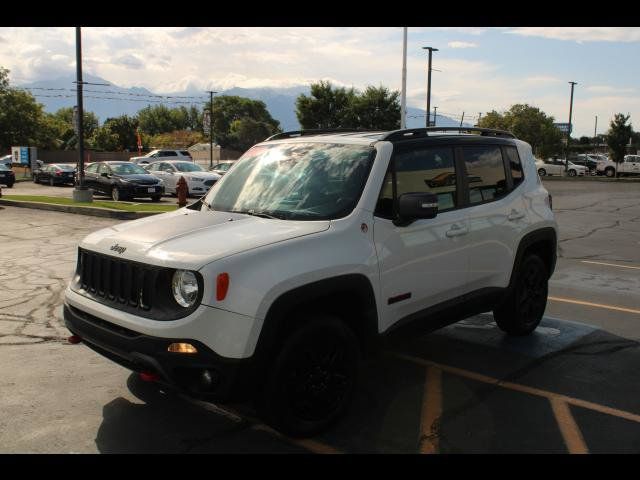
[[139, 371, 160, 382], [68, 335, 82, 344]]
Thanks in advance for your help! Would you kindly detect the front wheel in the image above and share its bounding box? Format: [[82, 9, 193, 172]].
[[151, 195, 161, 202], [605, 167, 615, 178], [537, 168, 546, 177], [493, 254, 548, 336], [49, 177, 55, 186], [568, 169, 577, 177], [256, 315, 360, 437], [6, 182, 13, 188], [111, 186, 121, 201]]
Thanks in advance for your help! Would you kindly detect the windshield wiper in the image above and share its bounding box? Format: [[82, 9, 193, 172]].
[[228, 209, 285, 219]]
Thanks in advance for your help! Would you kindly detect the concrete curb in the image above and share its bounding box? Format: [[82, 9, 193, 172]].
[[541, 176, 640, 183], [0, 198, 166, 219]]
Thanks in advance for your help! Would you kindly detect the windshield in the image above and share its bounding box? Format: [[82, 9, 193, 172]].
[[111, 163, 148, 175], [0, 164, 10, 171], [174, 162, 203, 172], [53, 164, 75, 171], [203, 142, 375, 220]]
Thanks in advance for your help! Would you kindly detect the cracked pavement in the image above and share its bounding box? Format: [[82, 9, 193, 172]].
[[1, 179, 639, 453]]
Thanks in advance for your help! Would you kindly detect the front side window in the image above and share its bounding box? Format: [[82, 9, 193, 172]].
[[204, 142, 375, 220], [86, 163, 98, 173], [376, 146, 457, 218], [174, 162, 203, 172], [98, 164, 110, 175], [462, 146, 508, 205]]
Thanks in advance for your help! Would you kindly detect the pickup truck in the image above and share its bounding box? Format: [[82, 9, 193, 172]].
[[596, 155, 640, 177]]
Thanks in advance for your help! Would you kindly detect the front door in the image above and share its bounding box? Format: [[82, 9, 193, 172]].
[[373, 144, 470, 332]]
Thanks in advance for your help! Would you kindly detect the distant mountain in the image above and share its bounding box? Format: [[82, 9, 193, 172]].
[[19, 74, 472, 131]]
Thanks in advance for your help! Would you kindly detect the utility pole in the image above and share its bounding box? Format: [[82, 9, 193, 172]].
[[422, 47, 438, 127], [594, 115, 598, 152], [206, 90, 217, 169], [72, 27, 92, 203], [433, 106, 438, 127], [401, 27, 407, 129], [460, 111, 465, 128], [477, 112, 482, 126], [566, 81, 577, 172]]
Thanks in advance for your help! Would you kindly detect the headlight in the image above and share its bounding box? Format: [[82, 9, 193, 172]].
[[172, 270, 199, 308], [191, 177, 204, 182]]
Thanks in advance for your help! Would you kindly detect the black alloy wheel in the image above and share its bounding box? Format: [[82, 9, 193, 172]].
[[257, 315, 359, 437], [494, 254, 548, 336]]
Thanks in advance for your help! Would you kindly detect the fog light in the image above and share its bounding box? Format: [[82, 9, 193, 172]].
[[168, 342, 198, 354]]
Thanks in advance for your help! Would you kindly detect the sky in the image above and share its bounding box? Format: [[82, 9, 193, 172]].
[[1, 27, 639, 137]]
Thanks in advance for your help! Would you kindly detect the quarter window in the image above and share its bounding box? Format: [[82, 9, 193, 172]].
[[462, 146, 508, 205], [86, 163, 98, 173], [503, 146, 524, 188]]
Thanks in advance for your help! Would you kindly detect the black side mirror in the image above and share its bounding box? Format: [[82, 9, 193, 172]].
[[394, 192, 438, 226]]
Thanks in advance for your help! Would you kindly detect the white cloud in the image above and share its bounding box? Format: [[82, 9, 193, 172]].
[[585, 85, 636, 94], [447, 41, 478, 49], [505, 27, 640, 43]]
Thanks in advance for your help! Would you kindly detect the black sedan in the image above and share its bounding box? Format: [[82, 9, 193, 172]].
[[84, 161, 164, 202], [34, 163, 76, 186], [0, 164, 15, 187]]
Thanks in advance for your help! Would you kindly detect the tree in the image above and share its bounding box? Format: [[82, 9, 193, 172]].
[[0, 66, 64, 152], [51, 107, 99, 149], [102, 115, 139, 151], [351, 86, 400, 130], [295, 81, 357, 129], [136, 104, 183, 135], [606, 113, 633, 164], [208, 96, 280, 151], [148, 130, 205, 149], [478, 104, 563, 158], [89, 124, 119, 151]]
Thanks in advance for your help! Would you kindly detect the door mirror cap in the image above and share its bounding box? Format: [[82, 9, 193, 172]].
[[395, 192, 438, 226]]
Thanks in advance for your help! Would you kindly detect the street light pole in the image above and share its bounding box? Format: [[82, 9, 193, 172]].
[[566, 81, 577, 173], [400, 27, 407, 129], [206, 90, 217, 169], [72, 26, 92, 203], [422, 47, 438, 128], [433, 106, 438, 126]]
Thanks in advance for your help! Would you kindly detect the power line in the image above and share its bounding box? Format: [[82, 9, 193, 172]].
[[19, 86, 208, 100]]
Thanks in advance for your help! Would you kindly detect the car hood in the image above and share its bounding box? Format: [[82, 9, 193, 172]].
[[115, 174, 160, 183], [177, 171, 221, 179], [79, 207, 330, 270]]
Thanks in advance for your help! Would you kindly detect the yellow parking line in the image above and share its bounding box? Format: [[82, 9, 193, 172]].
[[549, 397, 589, 454], [392, 353, 640, 424], [419, 366, 442, 454], [581, 260, 640, 270], [548, 296, 640, 315]]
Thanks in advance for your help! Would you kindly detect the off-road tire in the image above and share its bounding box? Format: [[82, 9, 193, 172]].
[[255, 315, 360, 438], [493, 254, 548, 336]]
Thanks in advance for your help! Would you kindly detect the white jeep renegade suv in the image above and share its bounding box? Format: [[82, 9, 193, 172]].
[[64, 127, 557, 437]]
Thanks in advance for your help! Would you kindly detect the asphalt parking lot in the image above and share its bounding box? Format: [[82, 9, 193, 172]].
[[0, 179, 639, 453]]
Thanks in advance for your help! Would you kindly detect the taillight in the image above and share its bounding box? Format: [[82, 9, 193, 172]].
[[216, 273, 229, 301]]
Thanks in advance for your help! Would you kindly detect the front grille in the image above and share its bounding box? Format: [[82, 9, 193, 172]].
[[204, 179, 216, 187], [77, 248, 159, 312]]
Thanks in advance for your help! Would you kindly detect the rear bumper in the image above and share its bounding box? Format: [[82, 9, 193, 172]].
[[64, 303, 260, 402]]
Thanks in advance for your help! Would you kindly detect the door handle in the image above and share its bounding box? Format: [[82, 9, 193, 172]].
[[508, 209, 526, 221], [446, 224, 468, 237]]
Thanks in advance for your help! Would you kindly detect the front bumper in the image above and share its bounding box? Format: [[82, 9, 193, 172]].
[[64, 303, 260, 401], [121, 184, 165, 197]]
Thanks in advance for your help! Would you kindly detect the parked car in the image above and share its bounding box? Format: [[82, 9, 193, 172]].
[[0, 164, 15, 187], [596, 154, 640, 177], [146, 160, 221, 196], [570, 154, 601, 174], [64, 126, 557, 437], [209, 161, 236, 176], [34, 163, 76, 186], [535, 158, 586, 177], [0, 155, 12, 167], [83, 161, 165, 201], [130, 149, 193, 165]]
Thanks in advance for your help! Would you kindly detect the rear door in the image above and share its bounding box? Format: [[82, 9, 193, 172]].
[[373, 143, 471, 331], [465, 144, 529, 290]]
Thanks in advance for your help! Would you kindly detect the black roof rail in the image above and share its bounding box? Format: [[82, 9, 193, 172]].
[[381, 127, 516, 141], [265, 129, 373, 141]]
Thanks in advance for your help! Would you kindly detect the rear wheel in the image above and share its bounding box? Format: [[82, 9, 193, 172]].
[[6, 182, 13, 188], [537, 168, 546, 177], [49, 177, 55, 186], [256, 315, 360, 437], [111, 186, 121, 201], [605, 167, 615, 178], [494, 254, 548, 336], [568, 169, 577, 177]]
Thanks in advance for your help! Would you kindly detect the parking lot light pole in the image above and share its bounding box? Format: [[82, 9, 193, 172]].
[[72, 26, 92, 203], [566, 81, 577, 173], [422, 47, 438, 128], [206, 91, 217, 169]]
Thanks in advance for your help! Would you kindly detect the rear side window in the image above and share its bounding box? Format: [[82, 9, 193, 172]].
[[180, 151, 191, 157], [376, 146, 457, 217], [462, 146, 508, 205], [161, 151, 178, 156], [503, 146, 524, 188]]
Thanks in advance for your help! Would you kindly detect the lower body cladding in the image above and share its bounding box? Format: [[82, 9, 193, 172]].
[[63, 298, 261, 402]]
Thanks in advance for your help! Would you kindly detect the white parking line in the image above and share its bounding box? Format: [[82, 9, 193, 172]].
[[581, 260, 640, 271]]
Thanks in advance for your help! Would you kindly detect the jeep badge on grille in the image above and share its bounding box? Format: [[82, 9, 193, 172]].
[[110, 244, 126, 255]]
